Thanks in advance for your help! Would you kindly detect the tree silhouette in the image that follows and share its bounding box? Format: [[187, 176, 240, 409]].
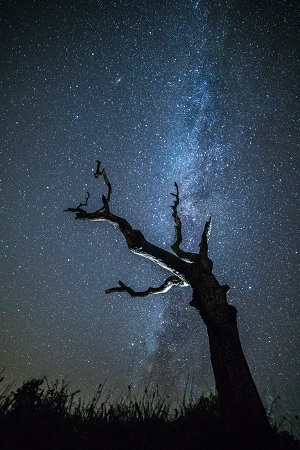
[[66, 160, 276, 449]]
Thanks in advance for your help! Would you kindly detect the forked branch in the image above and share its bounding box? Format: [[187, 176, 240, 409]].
[[65, 160, 111, 215], [105, 275, 186, 297], [170, 183, 199, 263], [64, 191, 90, 213]]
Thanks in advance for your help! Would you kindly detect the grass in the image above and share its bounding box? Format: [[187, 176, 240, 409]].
[[0, 376, 299, 450]]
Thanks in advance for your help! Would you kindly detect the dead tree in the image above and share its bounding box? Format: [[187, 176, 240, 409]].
[[66, 160, 276, 449]]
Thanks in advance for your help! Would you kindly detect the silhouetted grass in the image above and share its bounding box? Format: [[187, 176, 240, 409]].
[[0, 376, 299, 450]]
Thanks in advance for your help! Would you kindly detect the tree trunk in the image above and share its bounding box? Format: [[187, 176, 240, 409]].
[[191, 279, 275, 449], [66, 166, 278, 449]]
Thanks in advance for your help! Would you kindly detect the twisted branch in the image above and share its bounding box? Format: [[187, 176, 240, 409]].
[[65, 160, 111, 215], [105, 275, 186, 297], [171, 182, 182, 249], [199, 217, 212, 256], [170, 183, 199, 263], [64, 191, 90, 213], [94, 160, 112, 205]]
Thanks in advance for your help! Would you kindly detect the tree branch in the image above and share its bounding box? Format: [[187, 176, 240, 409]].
[[94, 160, 112, 205], [65, 160, 112, 216], [74, 207, 190, 284], [105, 275, 186, 297], [170, 183, 199, 263], [170, 182, 182, 247], [64, 191, 90, 213], [66, 161, 213, 287], [199, 216, 212, 256]]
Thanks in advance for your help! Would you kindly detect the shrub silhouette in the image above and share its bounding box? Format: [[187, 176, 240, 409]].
[[0, 377, 299, 450]]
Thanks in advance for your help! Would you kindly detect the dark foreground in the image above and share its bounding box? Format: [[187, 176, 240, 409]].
[[0, 378, 299, 450]]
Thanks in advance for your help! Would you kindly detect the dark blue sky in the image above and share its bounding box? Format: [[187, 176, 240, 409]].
[[1, 0, 299, 420]]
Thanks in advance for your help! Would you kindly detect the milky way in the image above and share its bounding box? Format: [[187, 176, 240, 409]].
[[1, 0, 299, 422]]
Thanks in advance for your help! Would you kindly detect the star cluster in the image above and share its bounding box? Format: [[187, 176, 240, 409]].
[[1, 0, 299, 419]]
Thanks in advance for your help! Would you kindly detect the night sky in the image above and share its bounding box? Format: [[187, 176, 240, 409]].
[[1, 0, 299, 419]]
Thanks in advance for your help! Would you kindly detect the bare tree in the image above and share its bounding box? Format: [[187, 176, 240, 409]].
[[66, 160, 276, 449]]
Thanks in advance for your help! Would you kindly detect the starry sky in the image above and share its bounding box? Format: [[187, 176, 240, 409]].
[[1, 0, 299, 418]]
